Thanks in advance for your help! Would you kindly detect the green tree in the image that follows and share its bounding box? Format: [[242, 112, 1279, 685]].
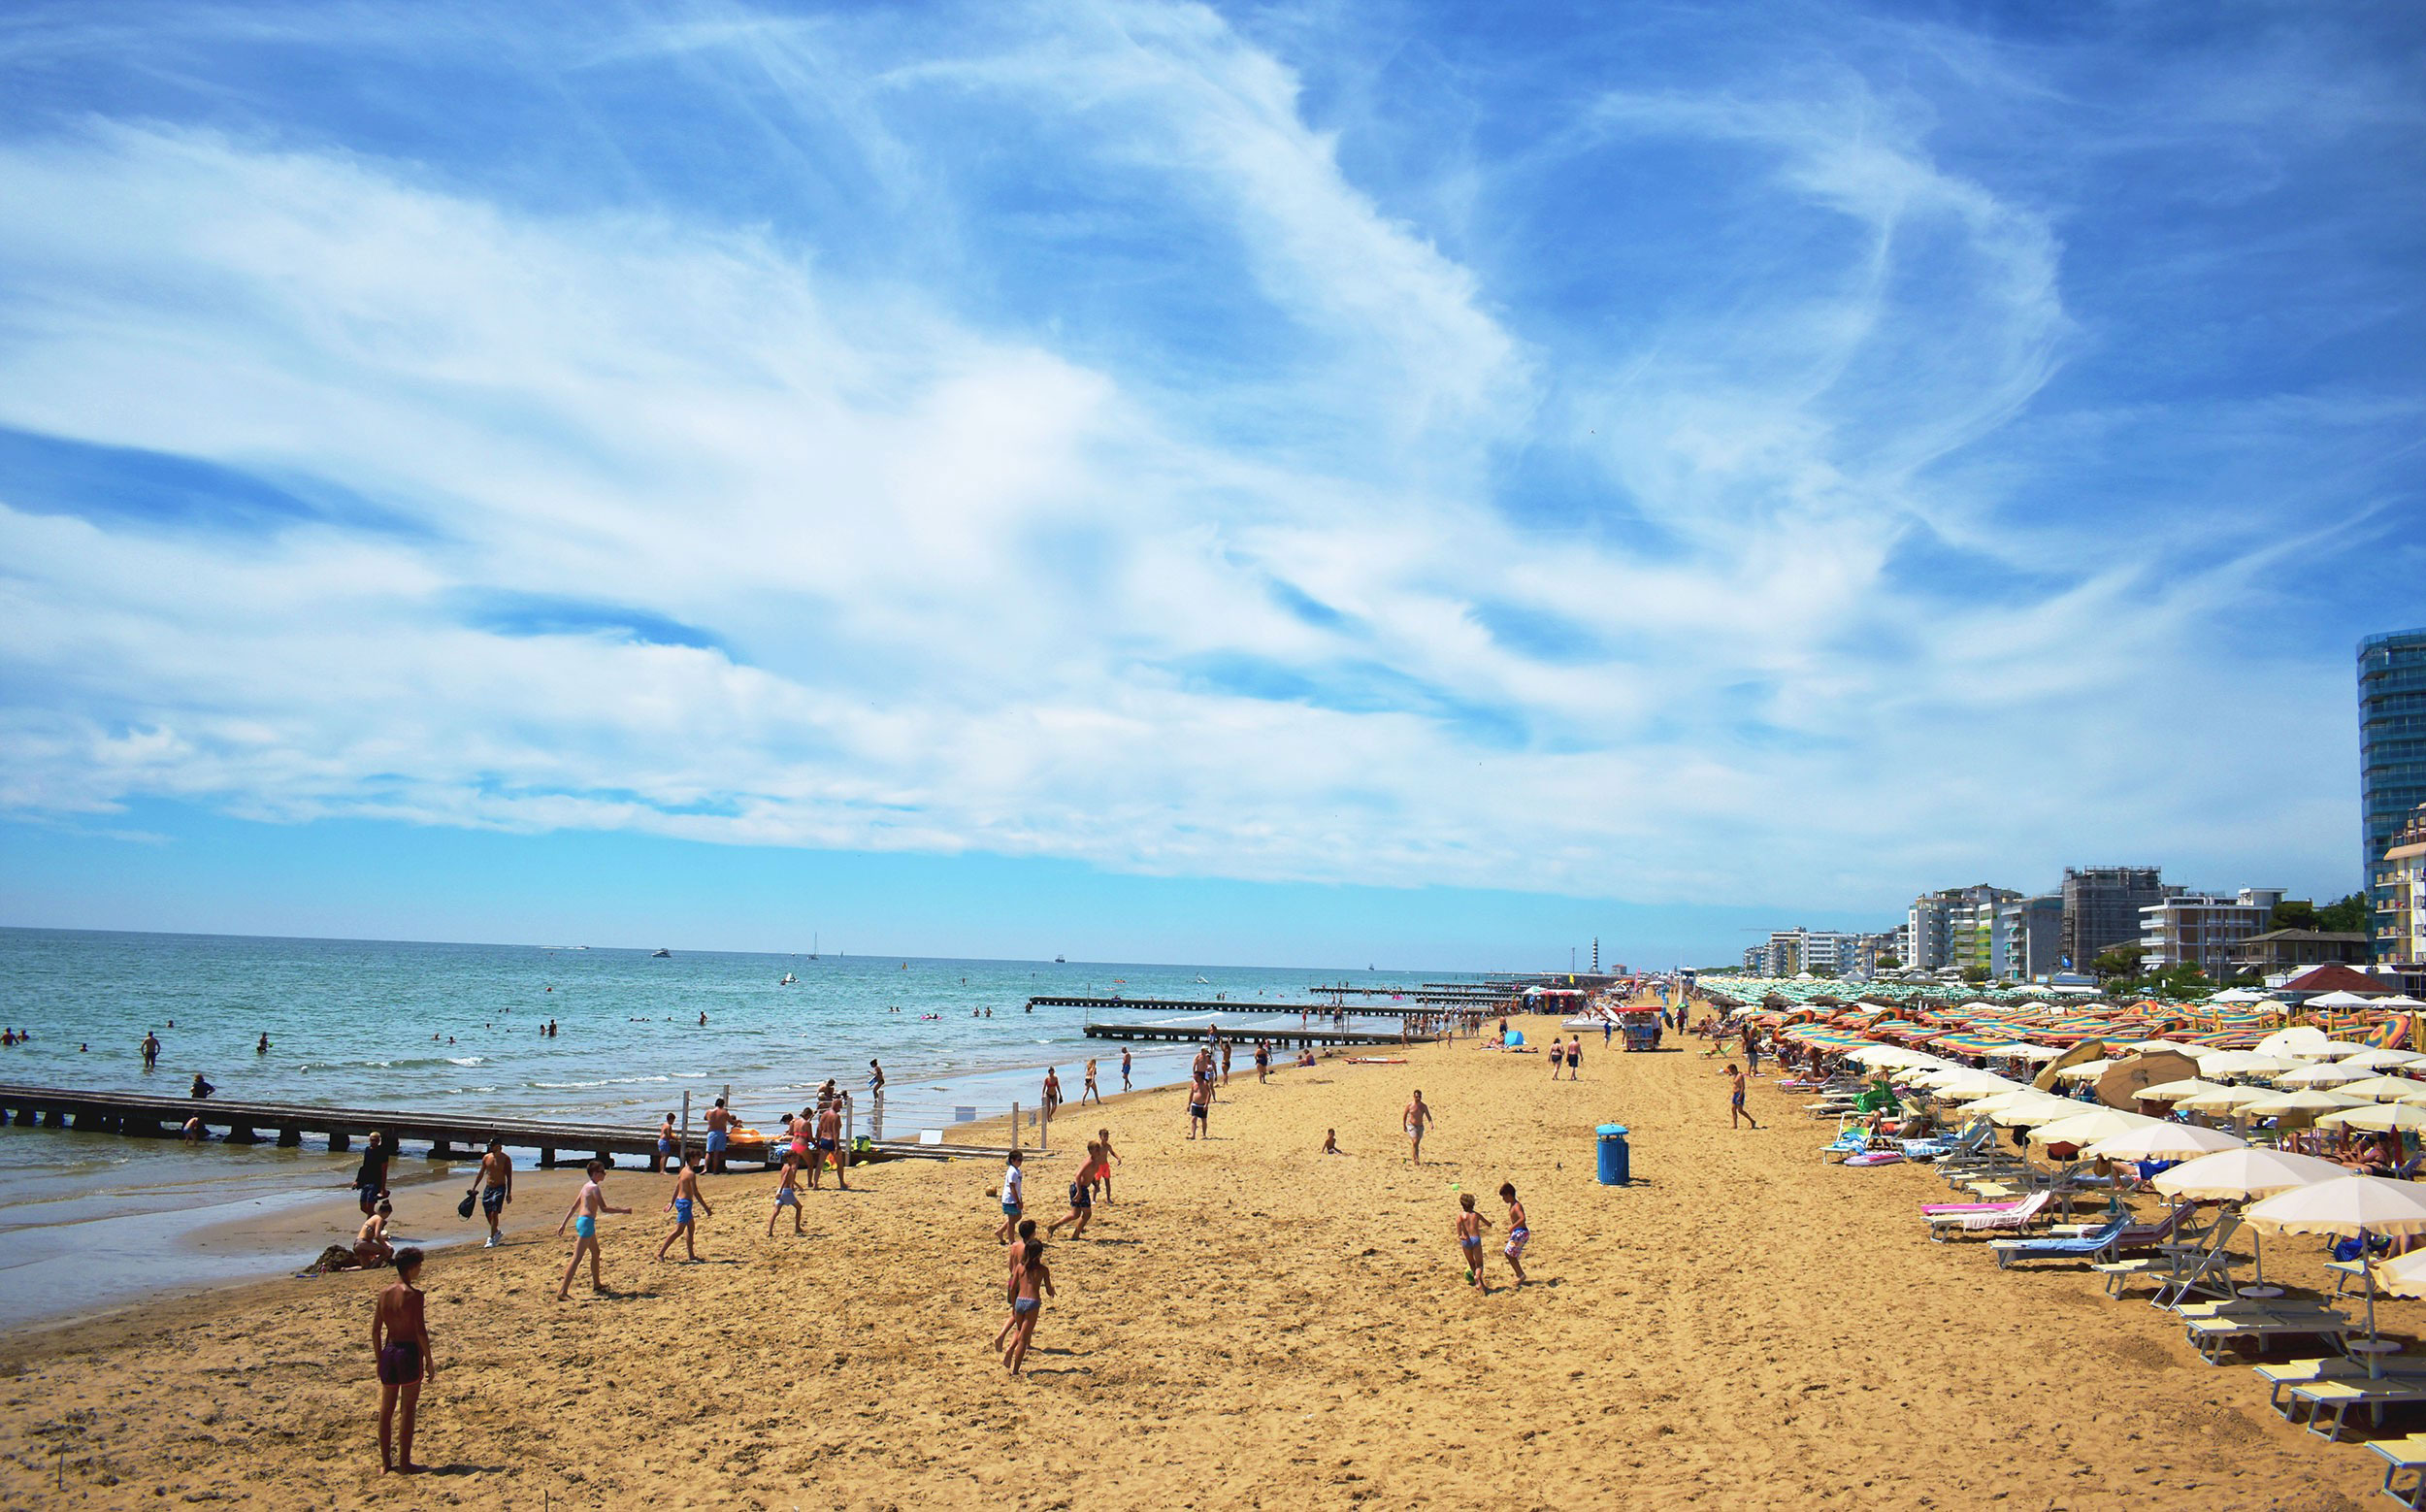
[[1875, 952, 1901, 970], [2318, 893, 2372, 934], [2270, 899, 2320, 931], [2091, 944, 2146, 979], [1961, 965, 1990, 984]]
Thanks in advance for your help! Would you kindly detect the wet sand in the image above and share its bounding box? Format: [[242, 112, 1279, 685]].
[[0, 1012, 2393, 1509]]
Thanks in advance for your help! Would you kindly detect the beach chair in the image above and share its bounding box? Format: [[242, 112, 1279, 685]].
[[2253, 1356, 2375, 1414], [2151, 1215, 2249, 1308], [1989, 1217, 2129, 1270], [1928, 1189, 2053, 1241], [1820, 1127, 1872, 1164], [2184, 1310, 2350, 1364], [2287, 1377, 2426, 1441], [2365, 1434, 2426, 1509]]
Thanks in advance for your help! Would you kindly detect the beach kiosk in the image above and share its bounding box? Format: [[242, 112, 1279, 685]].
[[1620, 1008, 1659, 1052]]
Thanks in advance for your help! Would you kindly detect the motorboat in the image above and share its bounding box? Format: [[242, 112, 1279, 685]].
[[651, 948, 672, 959], [779, 972, 797, 986]]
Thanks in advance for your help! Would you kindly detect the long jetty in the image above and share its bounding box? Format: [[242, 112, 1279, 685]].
[[1306, 985, 1513, 1004], [1027, 995, 1469, 1017], [0, 1084, 1012, 1167], [1081, 1022, 1438, 1047]]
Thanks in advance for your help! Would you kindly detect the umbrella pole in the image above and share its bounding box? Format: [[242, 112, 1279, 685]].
[[2366, 1231, 2384, 1379]]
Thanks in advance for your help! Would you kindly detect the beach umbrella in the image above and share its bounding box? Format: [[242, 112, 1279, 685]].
[[2178, 1085, 2279, 1113], [2257, 1026, 2337, 1059], [2242, 1089, 2366, 1117], [2278, 1062, 2377, 1088], [2154, 1146, 2351, 1294], [2316, 1103, 2426, 1134], [1983, 1093, 2091, 1127], [2085, 1122, 2246, 1161], [2378, 996, 2426, 1012], [2051, 1059, 2115, 1084], [1990, 1042, 2065, 1064], [2342, 1048, 2426, 1071], [2136, 1077, 2229, 1102], [2246, 1176, 2426, 1374], [2200, 1051, 2303, 1078], [2366, 1248, 2426, 1299], [2096, 1051, 2200, 1109], [2332, 1076, 2426, 1103], [2308, 990, 2383, 1009], [2031, 1107, 2161, 1147]]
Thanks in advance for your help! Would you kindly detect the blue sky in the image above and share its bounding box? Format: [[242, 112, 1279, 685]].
[[0, 2, 2419, 969]]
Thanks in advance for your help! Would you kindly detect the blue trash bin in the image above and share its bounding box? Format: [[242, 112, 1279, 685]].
[[1596, 1123, 1630, 1185]]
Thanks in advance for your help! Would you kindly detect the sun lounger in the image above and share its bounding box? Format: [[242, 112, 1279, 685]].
[[2185, 1310, 2350, 1364], [2365, 1433, 2426, 1509], [2287, 1377, 2426, 1441], [2253, 1356, 2376, 1413], [2329, 1258, 2372, 1297], [1928, 1189, 2052, 1241], [1990, 1218, 2130, 1269]]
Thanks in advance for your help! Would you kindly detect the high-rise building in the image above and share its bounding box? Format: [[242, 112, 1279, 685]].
[[2379, 802, 2426, 968], [2363, 630, 2426, 957], [1999, 895, 2064, 981], [2138, 887, 2285, 979], [1907, 884, 2017, 975], [2061, 866, 2176, 971]]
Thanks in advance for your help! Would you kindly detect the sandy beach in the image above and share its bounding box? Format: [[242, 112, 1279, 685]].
[[0, 1009, 2395, 1509]]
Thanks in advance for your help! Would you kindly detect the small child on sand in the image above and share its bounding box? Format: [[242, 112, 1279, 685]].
[[996, 1150, 1026, 1243], [555, 1161, 631, 1300], [1455, 1193, 1490, 1289], [1046, 1144, 1097, 1239], [768, 1149, 804, 1235], [994, 1219, 1039, 1350], [1322, 1129, 1340, 1155], [656, 1155, 713, 1261], [1727, 1064, 1757, 1130], [1094, 1128, 1121, 1202], [1499, 1182, 1528, 1286], [1003, 1239, 1054, 1376]]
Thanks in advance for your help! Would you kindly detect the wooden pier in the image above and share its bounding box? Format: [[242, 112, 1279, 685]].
[[1306, 985, 1513, 1005], [0, 1084, 1014, 1167], [1081, 1023, 1440, 1047], [1027, 995, 1464, 1017]]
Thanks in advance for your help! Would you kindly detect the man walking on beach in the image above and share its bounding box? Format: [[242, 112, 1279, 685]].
[[476, 1139, 512, 1248], [1189, 1064, 1212, 1138], [1405, 1090, 1435, 1164], [815, 1098, 849, 1191], [1121, 1048, 1133, 1092], [1727, 1064, 1757, 1130], [372, 1245, 433, 1473], [705, 1098, 733, 1174], [555, 1161, 631, 1298], [654, 1113, 675, 1173]]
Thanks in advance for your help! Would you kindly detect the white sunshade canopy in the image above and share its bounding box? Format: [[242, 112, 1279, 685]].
[[2256, 1026, 2338, 1059], [2135, 1077, 2229, 1102], [2051, 1059, 2115, 1084], [2308, 990, 2384, 1009], [2243, 1090, 2368, 1116], [2246, 1174, 2426, 1238], [2330, 1075, 2426, 1102], [1986, 1042, 2065, 1064], [2178, 1085, 2281, 1113], [1844, 1045, 1946, 1070], [2340, 1048, 2426, 1071], [2317, 1103, 2426, 1134], [1983, 1093, 2092, 1127], [2200, 1052, 2304, 1078], [2370, 1248, 2426, 1298], [2031, 1107, 2162, 1146], [2278, 1062, 2378, 1087], [1922, 1071, 2023, 1098], [2151, 1146, 2352, 1201], [2377, 996, 2426, 1011], [2085, 1122, 2247, 1162]]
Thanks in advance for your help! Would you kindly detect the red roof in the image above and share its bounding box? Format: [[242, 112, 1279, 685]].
[[2282, 963, 2387, 995]]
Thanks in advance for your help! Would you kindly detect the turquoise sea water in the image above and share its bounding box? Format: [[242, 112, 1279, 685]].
[[0, 927, 1476, 1326]]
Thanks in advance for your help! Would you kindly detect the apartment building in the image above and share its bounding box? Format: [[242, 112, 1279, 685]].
[[2379, 801, 2426, 967], [1999, 895, 2064, 981], [2138, 887, 2285, 977], [2062, 866, 2177, 970]]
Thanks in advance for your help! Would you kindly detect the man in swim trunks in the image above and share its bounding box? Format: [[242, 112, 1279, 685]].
[[1254, 1039, 1271, 1083], [373, 1245, 433, 1473], [1567, 1035, 1584, 1079], [1003, 1239, 1054, 1377], [1121, 1048, 1133, 1092], [704, 1098, 733, 1174], [555, 1160, 631, 1299], [655, 1113, 675, 1173], [1404, 1090, 1435, 1164], [1188, 1068, 1212, 1139], [815, 1099, 850, 1191], [142, 1030, 161, 1069], [995, 1150, 1026, 1244], [354, 1131, 391, 1216], [1727, 1064, 1757, 1130], [1094, 1128, 1121, 1201], [1220, 1039, 1232, 1087], [476, 1139, 513, 1248], [655, 1154, 713, 1261], [768, 1149, 804, 1235], [1499, 1182, 1529, 1286], [1455, 1193, 1490, 1289]]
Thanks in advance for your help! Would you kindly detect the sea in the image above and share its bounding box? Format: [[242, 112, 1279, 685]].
[[0, 927, 1481, 1328]]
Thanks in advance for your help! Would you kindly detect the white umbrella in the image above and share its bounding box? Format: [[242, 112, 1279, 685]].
[[2368, 1248, 2426, 1298], [2243, 1090, 2366, 1117], [1987, 1043, 2065, 1064], [2201, 1052, 2303, 1078], [2308, 990, 2384, 1009], [2246, 1175, 2426, 1373], [2178, 1085, 2280, 1113], [2154, 1145, 2351, 1295], [2317, 1103, 2426, 1134], [1984, 1093, 2092, 1127], [2278, 1062, 2377, 1088], [2377, 996, 2426, 1011], [2136, 1077, 2229, 1102], [2031, 1107, 2161, 1147], [2052, 1059, 2115, 1084], [2332, 1076, 2426, 1103], [2258, 1026, 2338, 1059], [2086, 1123, 2246, 1161], [2341, 1048, 2426, 1071]]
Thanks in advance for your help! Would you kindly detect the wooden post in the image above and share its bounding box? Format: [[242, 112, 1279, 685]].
[[841, 1093, 853, 1176], [1011, 1101, 1020, 1152], [680, 1091, 691, 1167]]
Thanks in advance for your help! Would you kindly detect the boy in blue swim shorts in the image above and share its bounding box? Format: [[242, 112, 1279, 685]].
[[555, 1161, 631, 1299], [655, 1154, 712, 1262]]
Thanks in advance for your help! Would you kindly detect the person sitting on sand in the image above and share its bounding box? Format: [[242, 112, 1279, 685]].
[[1322, 1129, 1341, 1155], [355, 1200, 396, 1268], [1003, 1239, 1054, 1376], [656, 1154, 713, 1262], [768, 1150, 804, 1236], [372, 1246, 433, 1474], [555, 1161, 630, 1299], [1455, 1193, 1490, 1289], [1726, 1065, 1757, 1130]]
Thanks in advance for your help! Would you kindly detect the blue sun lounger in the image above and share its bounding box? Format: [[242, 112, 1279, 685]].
[[1987, 1217, 2129, 1270]]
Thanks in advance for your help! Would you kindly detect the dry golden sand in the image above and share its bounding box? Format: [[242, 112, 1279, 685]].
[[0, 1011, 2402, 1510]]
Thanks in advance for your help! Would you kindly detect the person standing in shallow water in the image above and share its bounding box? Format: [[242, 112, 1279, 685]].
[[373, 1246, 433, 1473]]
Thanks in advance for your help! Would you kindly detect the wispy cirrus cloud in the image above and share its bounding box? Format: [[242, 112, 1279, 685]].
[[0, 0, 2417, 914]]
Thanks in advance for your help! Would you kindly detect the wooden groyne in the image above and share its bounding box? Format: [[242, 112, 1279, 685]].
[[1306, 985, 1513, 1004], [1081, 1023, 1440, 1047], [1027, 995, 1464, 1017], [0, 1084, 1013, 1167]]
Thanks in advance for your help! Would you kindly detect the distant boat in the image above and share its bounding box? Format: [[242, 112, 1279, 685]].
[[1195, 975, 1211, 984], [1055, 955, 1065, 964], [779, 972, 796, 985], [808, 933, 819, 961], [651, 948, 672, 959]]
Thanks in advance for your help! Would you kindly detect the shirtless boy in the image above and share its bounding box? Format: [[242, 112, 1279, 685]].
[[768, 1149, 804, 1235], [655, 1155, 713, 1261], [1727, 1064, 1757, 1129], [814, 1100, 850, 1191], [1188, 1069, 1212, 1139], [994, 1219, 1039, 1349], [1404, 1090, 1435, 1164], [1120, 1048, 1133, 1092], [704, 1098, 734, 1174], [555, 1161, 631, 1298], [1455, 1193, 1490, 1288], [476, 1139, 513, 1248], [1094, 1128, 1121, 1201], [1003, 1239, 1054, 1376], [1047, 1141, 1099, 1239], [372, 1246, 433, 1473], [654, 1114, 676, 1173], [1499, 1182, 1529, 1286]]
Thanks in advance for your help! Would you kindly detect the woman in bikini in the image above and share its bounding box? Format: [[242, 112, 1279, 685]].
[[372, 1246, 433, 1472]]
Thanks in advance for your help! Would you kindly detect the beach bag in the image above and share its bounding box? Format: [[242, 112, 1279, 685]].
[[457, 1186, 478, 1220]]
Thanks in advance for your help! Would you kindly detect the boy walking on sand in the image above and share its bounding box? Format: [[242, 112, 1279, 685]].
[[705, 1098, 733, 1174], [1404, 1090, 1435, 1164], [1003, 1239, 1054, 1376], [1188, 1068, 1212, 1138], [768, 1150, 804, 1235], [476, 1139, 513, 1248], [1046, 1143, 1098, 1239], [555, 1161, 631, 1298], [1094, 1128, 1121, 1201], [995, 1150, 1026, 1243], [1727, 1064, 1757, 1129], [994, 1220, 1039, 1350], [1455, 1194, 1491, 1289], [372, 1246, 433, 1473], [1499, 1182, 1529, 1287], [655, 1155, 713, 1261], [815, 1099, 850, 1191]]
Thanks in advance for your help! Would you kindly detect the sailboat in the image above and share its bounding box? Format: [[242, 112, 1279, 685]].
[[808, 933, 819, 961], [1195, 975, 1211, 985], [779, 971, 797, 986]]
